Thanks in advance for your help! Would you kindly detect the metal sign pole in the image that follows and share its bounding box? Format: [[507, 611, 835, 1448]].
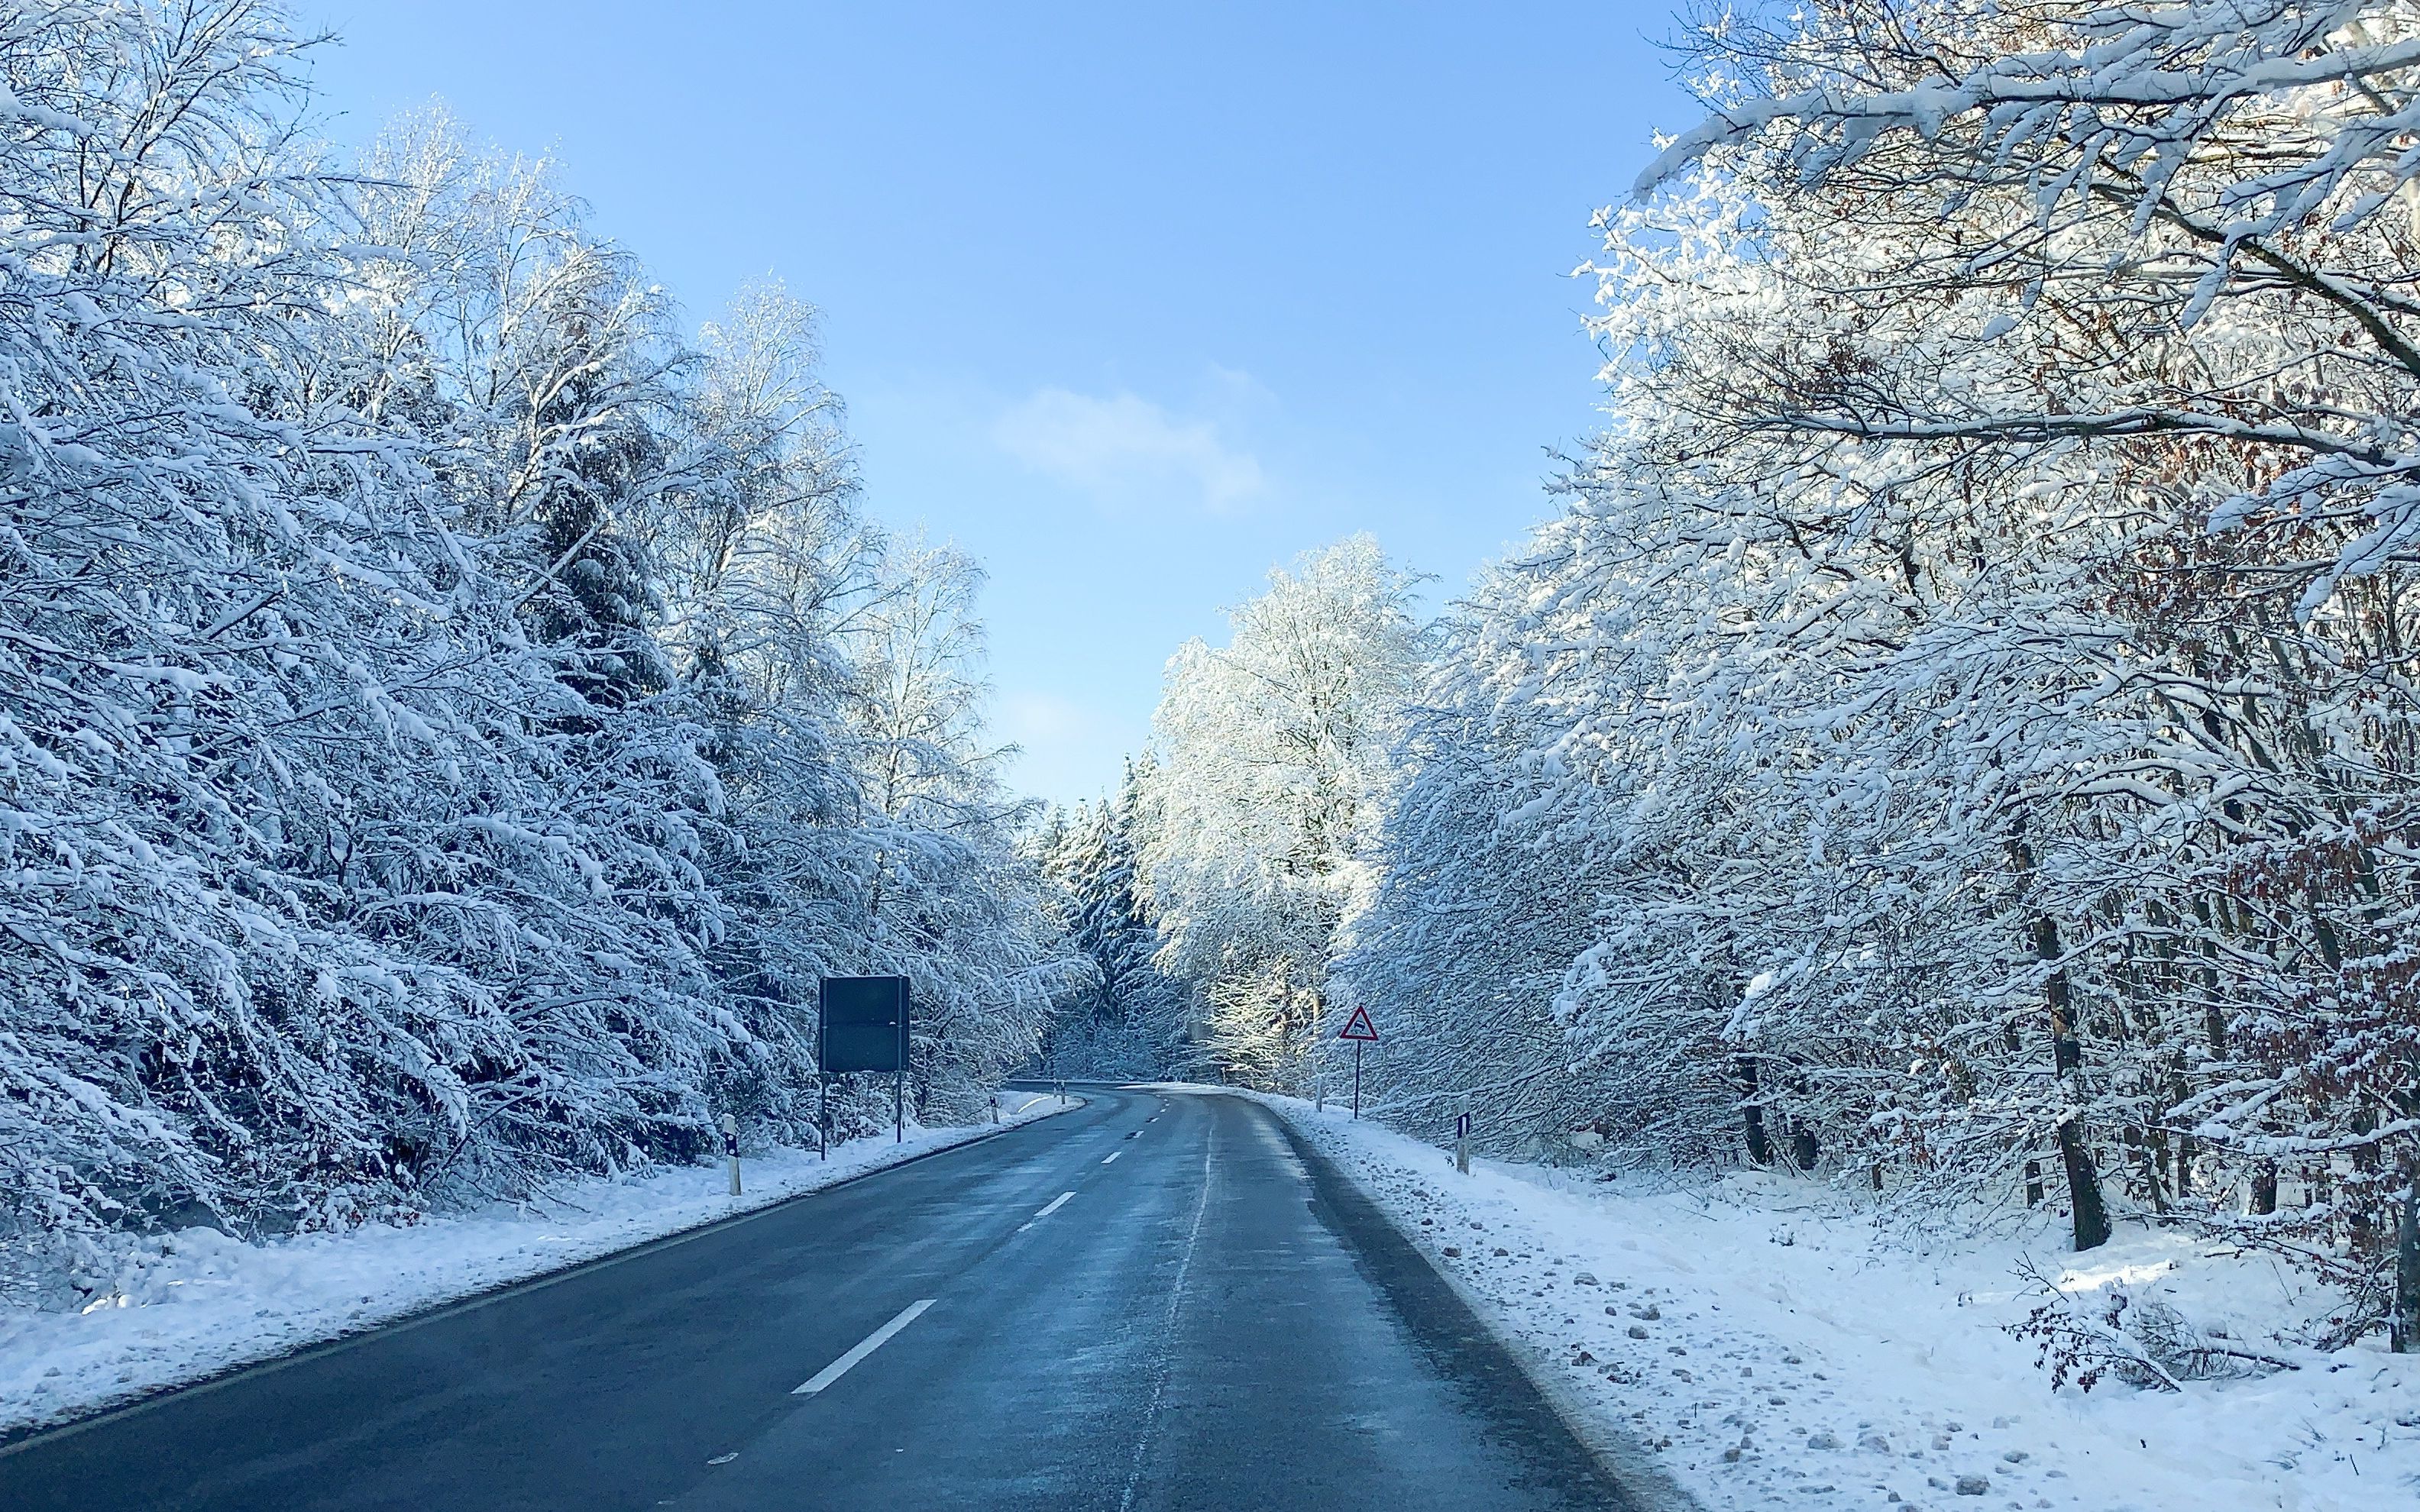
[[819, 1073, 829, 1160], [895, 1067, 904, 1144], [1335, 1003, 1378, 1120]]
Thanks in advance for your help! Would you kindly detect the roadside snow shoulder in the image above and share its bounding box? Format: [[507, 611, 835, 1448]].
[[1256, 1094, 2420, 1512], [0, 1094, 1079, 1439]]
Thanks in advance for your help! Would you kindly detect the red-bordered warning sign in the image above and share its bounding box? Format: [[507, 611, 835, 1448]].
[[1337, 1005, 1380, 1042]]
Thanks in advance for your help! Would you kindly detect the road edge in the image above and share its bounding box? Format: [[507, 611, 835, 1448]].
[[1247, 1092, 1705, 1512], [0, 1095, 1087, 1456]]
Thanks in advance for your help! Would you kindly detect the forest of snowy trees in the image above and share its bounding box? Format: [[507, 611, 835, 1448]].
[[0, 0, 1077, 1290], [1063, 2, 2420, 1348], [13, 0, 2420, 1355]]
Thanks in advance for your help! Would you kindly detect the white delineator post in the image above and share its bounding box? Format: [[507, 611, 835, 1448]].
[[723, 1113, 741, 1196], [1455, 1100, 1471, 1175]]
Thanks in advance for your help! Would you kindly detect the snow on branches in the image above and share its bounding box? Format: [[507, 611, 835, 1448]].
[[1140, 536, 1423, 1090], [0, 1, 1067, 1296], [1293, 0, 2420, 1343]]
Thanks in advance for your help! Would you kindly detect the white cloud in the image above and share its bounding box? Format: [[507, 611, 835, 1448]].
[[992, 387, 1265, 512]]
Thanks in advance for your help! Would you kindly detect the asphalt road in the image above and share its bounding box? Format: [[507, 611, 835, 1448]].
[[1, 1087, 1632, 1511]]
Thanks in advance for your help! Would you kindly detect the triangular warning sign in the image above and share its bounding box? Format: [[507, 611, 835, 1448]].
[[1337, 1005, 1380, 1042]]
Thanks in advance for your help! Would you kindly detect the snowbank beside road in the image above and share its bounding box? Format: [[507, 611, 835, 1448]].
[[1262, 1096, 2420, 1512], [1, 1095, 1078, 1439]]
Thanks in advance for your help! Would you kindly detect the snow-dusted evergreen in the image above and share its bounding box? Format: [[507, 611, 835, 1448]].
[[1040, 759, 1190, 1078], [0, 1, 1067, 1300], [1033, 762, 1189, 1078]]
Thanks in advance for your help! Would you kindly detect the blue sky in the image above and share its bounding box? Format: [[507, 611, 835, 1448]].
[[295, 2, 1694, 805]]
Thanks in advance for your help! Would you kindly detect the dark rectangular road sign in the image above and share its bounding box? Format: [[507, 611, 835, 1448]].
[[821, 976, 909, 1074]]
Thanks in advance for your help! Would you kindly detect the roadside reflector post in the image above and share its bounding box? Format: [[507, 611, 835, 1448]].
[[723, 1113, 741, 1196], [1456, 1100, 1472, 1174]]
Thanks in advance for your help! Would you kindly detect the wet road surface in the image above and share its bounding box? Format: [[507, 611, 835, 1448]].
[[1, 1087, 1631, 1510]]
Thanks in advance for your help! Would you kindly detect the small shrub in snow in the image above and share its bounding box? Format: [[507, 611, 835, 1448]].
[[2007, 1267, 2299, 1392]]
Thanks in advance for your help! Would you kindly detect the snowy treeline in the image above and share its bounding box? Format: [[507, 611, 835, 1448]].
[[1142, 535, 1424, 1084], [1030, 762, 1189, 1080], [1030, 536, 1422, 1084], [1, 1, 1069, 1287], [1113, 2, 2420, 1342]]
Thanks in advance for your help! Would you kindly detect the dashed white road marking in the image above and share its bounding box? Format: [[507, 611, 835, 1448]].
[[793, 1299, 934, 1395], [1102, 1150, 1121, 1164], [1016, 1191, 1076, 1232]]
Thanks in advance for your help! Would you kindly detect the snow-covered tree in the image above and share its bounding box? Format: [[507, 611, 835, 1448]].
[[1337, 0, 2420, 1347], [838, 538, 1077, 1121], [0, 1, 1072, 1294], [1339, 552, 1742, 1163], [1037, 763, 1190, 1078], [1611, 0, 2420, 1296], [1140, 536, 1424, 1087]]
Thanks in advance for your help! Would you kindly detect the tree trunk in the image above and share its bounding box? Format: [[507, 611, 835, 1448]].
[[2394, 1162, 2420, 1354], [2056, 1121, 2111, 1249], [2251, 1162, 2278, 1216], [1790, 1123, 1819, 1173], [1738, 1055, 1770, 1165], [2036, 915, 2111, 1251]]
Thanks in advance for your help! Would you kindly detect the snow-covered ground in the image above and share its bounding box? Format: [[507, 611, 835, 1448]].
[[0, 1095, 1077, 1439], [1260, 1095, 2420, 1512]]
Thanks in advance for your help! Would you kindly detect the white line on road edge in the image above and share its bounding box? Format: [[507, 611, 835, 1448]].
[[1102, 1151, 1121, 1164], [793, 1299, 934, 1396], [1015, 1191, 1077, 1233]]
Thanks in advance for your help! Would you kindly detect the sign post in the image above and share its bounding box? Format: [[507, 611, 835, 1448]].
[[1337, 1005, 1379, 1119], [820, 976, 912, 1148]]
